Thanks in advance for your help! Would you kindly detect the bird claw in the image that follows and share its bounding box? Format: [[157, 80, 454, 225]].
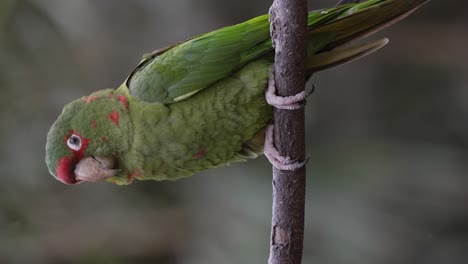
[[264, 125, 308, 171], [265, 71, 313, 110]]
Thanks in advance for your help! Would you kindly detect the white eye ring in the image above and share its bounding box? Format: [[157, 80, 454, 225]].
[[67, 134, 82, 151]]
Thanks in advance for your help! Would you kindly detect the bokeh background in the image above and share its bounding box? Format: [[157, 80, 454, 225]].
[[1, 0, 467, 263]]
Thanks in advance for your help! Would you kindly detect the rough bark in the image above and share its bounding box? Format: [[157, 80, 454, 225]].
[[268, 0, 308, 264]]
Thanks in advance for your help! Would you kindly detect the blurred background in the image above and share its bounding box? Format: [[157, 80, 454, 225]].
[[1, 0, 467, 263]]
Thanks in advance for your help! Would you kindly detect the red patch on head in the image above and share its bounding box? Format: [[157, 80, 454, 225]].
[[108, 111, 119, 125], [83, 96, 98, 103], [101, 137, 107, 142], [193, 149, 206, 159], [91, 120, 98, 129], [56, 156, 81, 185], [56, 131, 93, 185], [64, 130, 92, 159], [118, 95, 129, 109]]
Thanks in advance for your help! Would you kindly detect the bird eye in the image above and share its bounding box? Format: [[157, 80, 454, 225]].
[[67, 134, 82, 151]]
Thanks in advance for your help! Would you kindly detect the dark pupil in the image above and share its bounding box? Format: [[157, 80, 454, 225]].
[[70, 136, 80, 145]]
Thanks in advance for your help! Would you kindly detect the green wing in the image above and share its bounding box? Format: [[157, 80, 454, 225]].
[[127, 15, 273, 104], [125, 0, 428, 104]]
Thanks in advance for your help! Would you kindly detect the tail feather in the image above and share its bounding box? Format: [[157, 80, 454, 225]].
[[305, 0, 429, 71], [306, 38, 388, 73], [308, 0, 429, 51]]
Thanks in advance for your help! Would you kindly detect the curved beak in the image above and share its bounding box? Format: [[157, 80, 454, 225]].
[[74, 156, 120, 182]]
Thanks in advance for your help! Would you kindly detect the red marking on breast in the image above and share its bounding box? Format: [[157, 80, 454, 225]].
[[101, 137, 107, 142], [91, 120, 98, 129], [118, 95, 129, 109], [127, 168, 142, 184], [83, 96, 98, 103], [194, 149, 206, 159], [108, 111, 119, 125]]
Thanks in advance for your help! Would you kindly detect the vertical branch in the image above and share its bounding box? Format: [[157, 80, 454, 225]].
[[268, 0, 307, 264]]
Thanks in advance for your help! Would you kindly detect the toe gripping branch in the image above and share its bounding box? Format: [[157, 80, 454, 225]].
[[265, 72, 315, 110], [264, 125, 309, 171], [264, 72, 310, 171]]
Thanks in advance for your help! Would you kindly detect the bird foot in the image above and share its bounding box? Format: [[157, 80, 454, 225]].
[[264, 125, 308, 171], [265, 71, 313, 110]]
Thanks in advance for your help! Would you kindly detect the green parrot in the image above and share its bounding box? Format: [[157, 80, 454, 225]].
[[46, 0, 428, 185]]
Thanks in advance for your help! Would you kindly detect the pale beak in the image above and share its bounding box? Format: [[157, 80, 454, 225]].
[[74, 156, 120, 182]]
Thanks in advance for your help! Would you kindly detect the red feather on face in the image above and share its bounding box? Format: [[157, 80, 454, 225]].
[[56, 131, 91, 184]]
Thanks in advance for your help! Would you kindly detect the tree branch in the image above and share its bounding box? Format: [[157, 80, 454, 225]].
[[268, 0, 308, 264]]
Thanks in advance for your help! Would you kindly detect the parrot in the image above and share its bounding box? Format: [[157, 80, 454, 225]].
[[46, 0, 428, 185]]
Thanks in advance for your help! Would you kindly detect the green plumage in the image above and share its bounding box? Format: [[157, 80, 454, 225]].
[[45, 0, 428, 185]]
